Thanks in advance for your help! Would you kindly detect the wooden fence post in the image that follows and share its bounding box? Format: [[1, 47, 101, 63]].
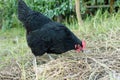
[[110, 0, 115, 13], [75, 0, 83, 28]]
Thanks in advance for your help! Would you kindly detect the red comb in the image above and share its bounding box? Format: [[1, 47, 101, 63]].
[[82, 40, 86, 49]]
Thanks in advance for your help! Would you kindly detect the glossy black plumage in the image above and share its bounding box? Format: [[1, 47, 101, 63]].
[[18, 0, 83, 56]]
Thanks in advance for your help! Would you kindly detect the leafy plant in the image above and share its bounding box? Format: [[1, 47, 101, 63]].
[[0, 0, 119, 30], [0, 0, 75, 30], [0, 0, 18, 30]]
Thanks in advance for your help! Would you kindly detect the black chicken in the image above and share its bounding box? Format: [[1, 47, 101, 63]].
[[18, 0, 86, 79], [18, 0, 85, 56]]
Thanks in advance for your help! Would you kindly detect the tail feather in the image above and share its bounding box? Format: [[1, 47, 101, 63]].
[[18, 0, 32, 22]]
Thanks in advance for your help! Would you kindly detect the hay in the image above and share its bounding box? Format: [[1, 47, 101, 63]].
[[37, 52, 120, 80], [0, 60, 21, 80]]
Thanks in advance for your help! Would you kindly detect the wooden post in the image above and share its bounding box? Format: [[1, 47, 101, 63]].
[[75, 0, 83, 27], [110, 0, 115, 13]]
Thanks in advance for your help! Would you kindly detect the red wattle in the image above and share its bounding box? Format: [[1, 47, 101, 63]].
[[82, 40, 86, 49]]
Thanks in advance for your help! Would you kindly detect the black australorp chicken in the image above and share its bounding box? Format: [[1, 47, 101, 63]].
[[18, 1, 86, 79], [18, 0, 86, 57]]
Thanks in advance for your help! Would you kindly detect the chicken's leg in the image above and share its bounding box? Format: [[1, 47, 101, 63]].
[[47, 54, 54, 60], [33, 57, 38, 80]]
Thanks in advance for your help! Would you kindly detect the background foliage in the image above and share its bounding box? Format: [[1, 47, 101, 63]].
[[0, 0, 75, 30], [0, 0, 120, 30]]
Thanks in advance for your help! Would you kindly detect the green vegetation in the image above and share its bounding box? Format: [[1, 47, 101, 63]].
[[0, 0, 74, 30], [1, 0, 119, 30]]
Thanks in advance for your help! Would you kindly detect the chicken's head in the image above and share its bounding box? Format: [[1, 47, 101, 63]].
[[75, 40, 86, 52]]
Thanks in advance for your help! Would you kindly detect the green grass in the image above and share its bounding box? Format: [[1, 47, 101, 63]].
[[0, 27, 27, 67], [0, 11, 120, 80]]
